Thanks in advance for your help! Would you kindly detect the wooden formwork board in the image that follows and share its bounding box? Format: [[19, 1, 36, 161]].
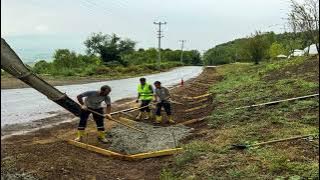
[[186, 93, 211, 100], [188, 98, 210, 105], [178, 117, 208, 125], [129, 148, 183, 159], [184, 104, 209, 112], [192, 82, 211, 87], [68, 140, 183, 160], [68, 140, 127, 159]]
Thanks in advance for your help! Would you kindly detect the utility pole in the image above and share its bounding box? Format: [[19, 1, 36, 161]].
[[153, 21, 167, 69], [179, 40, 186, 63]]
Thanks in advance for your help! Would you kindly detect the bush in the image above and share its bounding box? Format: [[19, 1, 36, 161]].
[[33, 60, 51, 74], [94, 66, 112, 75], [142, 64, 158, 71], [51, 68, 76, 76]]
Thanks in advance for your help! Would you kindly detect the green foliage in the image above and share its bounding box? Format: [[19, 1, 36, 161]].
[[30, 33, 188, 77], [183, 50, 202, 65], [203, 44, 235, 65], [203, 31, 312, 65], [123, 48, 158, 65], [84, 32, 135, 66], [269, 42, 287, 58], [123, 48, 201, 66], [245, 31, 269, 64], [33, 60, 52, 74], [175, 141, 214, 167], [254, 148, 319, 178], [160, 169, 180, 180], [53, 49, 83, 68]]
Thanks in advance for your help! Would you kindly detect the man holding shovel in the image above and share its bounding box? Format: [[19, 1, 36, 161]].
[[75, 85, 112, 143], [153, 81, 175, 124]]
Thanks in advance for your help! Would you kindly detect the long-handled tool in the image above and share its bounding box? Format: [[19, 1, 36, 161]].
[[169, 100, 184, 105], [119, 111, 136, 119], [126, 103, 154, 113], [231, 134, 318, 149], [111, 103, 154, 114], [85, 108, 146, 134]]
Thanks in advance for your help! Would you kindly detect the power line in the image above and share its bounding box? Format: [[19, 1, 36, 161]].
[[80, 0, 112, 16], [179, 40, 186, 63], [78, 1, 97, 16], [95, 0, 128, 10], [153, 21, 167, 69]]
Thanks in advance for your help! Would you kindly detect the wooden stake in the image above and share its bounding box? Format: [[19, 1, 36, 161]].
[[178, 116, 208, 125], [232, 134, 319, 149], [235, 94, 319, 110], [184, 104, 208, 112]]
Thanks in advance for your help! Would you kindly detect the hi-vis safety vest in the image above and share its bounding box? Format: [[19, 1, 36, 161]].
[[138, 83, 153, 100]]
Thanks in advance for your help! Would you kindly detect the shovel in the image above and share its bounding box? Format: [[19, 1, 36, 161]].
[[85, 108, 146, 134]]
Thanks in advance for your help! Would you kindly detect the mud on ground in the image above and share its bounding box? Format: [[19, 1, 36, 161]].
[[1, 67, 219, 180]]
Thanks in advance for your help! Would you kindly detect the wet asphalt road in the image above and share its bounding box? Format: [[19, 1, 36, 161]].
[[1, 66, 203, 126]]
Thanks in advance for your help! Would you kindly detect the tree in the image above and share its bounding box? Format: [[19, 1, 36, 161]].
[[33, 60, 51, 74], [269, 42, 287, 58], [162, 50, 181, 62], [288, 0, 319, 54], [84, 33, 136, 66], [188, 50, 202, 65], [203, 47, 231, 65], [245, 31, 269, 64], [122, 48, 158, 65], [53, 49, 81, 68], [78, 54, 102, 65]]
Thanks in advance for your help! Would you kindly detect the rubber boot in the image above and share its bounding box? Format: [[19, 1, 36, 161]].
[[136, 112, 142, 120], [74, 130, 84, 142], [97, 131, 110, 143], [168, 115, 175, 124], [155, 116, 162, 124]]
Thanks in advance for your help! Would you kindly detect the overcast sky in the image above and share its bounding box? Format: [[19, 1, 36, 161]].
[[1, 0, 291, 53]]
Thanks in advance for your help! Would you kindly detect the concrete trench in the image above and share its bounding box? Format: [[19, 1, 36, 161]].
[[106, 122, 192, 155]]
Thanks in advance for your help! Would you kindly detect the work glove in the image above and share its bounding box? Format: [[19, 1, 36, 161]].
[[104, 114, 112, 120], [81, 105, 88, 110]]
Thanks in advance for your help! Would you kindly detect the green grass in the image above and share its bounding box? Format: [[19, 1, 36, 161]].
[[163, 56, 319, 179]]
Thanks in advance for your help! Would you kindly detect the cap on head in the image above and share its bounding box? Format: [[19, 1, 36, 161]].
[[100, 85, 111, 92], [154, 81, 161, 85]]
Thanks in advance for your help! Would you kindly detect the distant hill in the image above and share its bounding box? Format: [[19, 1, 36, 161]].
[[203, 31, 317, 65]]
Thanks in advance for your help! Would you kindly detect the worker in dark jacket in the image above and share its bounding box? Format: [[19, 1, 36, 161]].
[[75, 85, 112, 143], [153, 81, 175, 124]]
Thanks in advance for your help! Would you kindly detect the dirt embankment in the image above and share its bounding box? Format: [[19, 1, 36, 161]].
[[1, 67, 220, 179]]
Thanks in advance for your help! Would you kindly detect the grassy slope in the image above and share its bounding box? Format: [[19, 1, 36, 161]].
[[161, 56, 319, 179]]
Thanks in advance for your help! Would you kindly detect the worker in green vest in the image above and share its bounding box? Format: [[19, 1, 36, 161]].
[[136, 77, 154, 120]]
